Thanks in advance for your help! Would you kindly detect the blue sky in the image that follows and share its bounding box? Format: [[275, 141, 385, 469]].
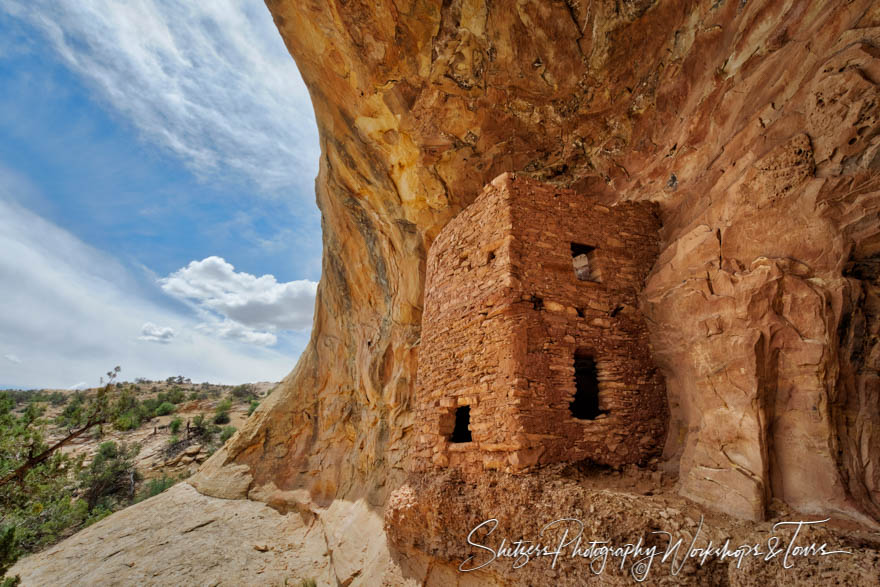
[[0, 1, 322, 388]]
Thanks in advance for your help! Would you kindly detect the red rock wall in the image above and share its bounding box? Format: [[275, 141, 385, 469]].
[[193, 0, 880, 528], [412, 174, 666, 473]]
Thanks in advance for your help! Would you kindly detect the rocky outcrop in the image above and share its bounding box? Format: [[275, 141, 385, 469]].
[[10, 483, 401, 586], [192, 0, 880, 526], [386, 467, 880, 586]]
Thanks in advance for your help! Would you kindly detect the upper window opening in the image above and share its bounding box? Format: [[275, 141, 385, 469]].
[[571, 243, 600, 282], [570, 352, 603, 420], [450, 406, 472, 443]]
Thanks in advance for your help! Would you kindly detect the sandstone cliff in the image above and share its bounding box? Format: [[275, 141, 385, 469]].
[[193, 0, 880, 524], [16, 0, 880, 584]]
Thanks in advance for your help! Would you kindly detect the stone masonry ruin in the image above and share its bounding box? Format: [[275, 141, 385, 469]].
[[412, 173, 668, 474]]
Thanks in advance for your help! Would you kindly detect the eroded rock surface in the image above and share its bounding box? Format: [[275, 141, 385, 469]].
[[193, 0, 880, 525], [10, 483, 400, 586], [386, 466, 880, 586]]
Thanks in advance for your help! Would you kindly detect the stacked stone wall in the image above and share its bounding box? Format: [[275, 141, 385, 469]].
[[412, 174, 667, 474]]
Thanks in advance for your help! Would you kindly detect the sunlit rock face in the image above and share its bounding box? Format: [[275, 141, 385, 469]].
[[192, 0, 880, 525]]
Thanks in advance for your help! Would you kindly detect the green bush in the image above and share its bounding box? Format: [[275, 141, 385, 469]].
[[55, 392, 86, 428], [0, 370, 139, 575], [157, 388, 185, 405], [48, 392, 67, 406], [169, 417, 182, 434], [136, 476, 176, 502], [77, 441, 140, 512], [220, 426, 237, 443], [189, 414, 217, 442], [140, 397, 160, 416], [248, 400, 259, 416], [0, 525, 20, 586], [230, 384, 256, 402], [113, 410, 141, 431], [154, 402, 175, 417], [0, 395, 87, 567], [213, 399, 231, 425], [111, 388, 156, 430]]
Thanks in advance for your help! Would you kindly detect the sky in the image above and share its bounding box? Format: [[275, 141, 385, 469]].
[[0, 1, 323, 389]]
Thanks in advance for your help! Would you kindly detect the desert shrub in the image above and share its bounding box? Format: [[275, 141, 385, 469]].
[[189, 414, 217, 442], [0, 525, 20, 586], [113, 410, 141, 431], [54, 392, 86, 428], [169, 417, 182, 435], [220, 426, 237, 443], [157, 388, 185, 405], [111, 388, 149, 430], [248, 400, 259, 416], [230, 384, 256, 402], [77, 442, 140, 512], [140, 397, 159, 415], [213, 399, 231, 425], [0, 368, 141, 578], [136, 477, 176, 502], [47, 392, 67, 406], [0, 394, 87, 572], [154, 402, 175, 417]]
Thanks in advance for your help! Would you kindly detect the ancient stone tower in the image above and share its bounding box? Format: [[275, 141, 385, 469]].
[[412, 173, 667, 474]]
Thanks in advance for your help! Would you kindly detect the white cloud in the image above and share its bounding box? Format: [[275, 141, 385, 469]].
[[0, 198, 305, 389], [196, 321, 278, 347], [4, 354, 22, 364], [68, 382, 87, 391], [159, 256, 317, 346], [138, 322, 175, 344], [2, 0, 319, 196]]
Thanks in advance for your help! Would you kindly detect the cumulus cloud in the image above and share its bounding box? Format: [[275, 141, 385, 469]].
[[159, 256, 317, 346], [0, 198, 305, 389], [138, 322, 175, 344], [196, 321, 278, 347], [2, 0, 319, 195], [4, 354, 22, 364]]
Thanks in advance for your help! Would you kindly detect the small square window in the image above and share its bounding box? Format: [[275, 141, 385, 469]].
[[571, 243, 600, 282]]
